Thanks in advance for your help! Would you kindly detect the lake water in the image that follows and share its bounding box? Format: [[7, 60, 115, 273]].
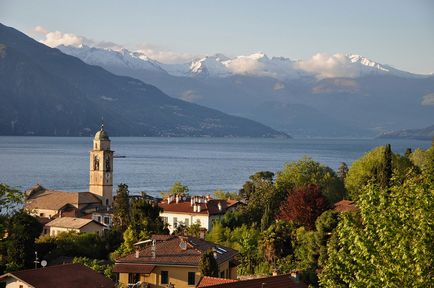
[[0, 137, 431, 197]]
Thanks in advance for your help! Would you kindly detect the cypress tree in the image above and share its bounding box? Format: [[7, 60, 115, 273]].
[[112, 183, 130, 232], [404, 148, 412, 158], [199, 250, 219, 277], [380, 144, 393, 189]]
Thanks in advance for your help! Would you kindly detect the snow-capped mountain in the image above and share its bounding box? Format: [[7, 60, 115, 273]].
[[57, 45, 167, 73], [57, 45, 422, 80]]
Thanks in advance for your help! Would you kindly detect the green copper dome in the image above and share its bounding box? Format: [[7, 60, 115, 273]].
[[94, 124, 109, 140]]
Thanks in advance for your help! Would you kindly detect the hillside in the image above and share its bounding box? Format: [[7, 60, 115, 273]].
[[0, 24, 287, 138], [58, 45, 434, 137], [378, 124, 434, 140]]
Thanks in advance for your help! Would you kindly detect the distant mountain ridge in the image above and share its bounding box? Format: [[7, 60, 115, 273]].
[[0, 23, 287, 138], [56, 44, 434, 138], [58, 45, 427, 80], [378, 124, 434, 140]]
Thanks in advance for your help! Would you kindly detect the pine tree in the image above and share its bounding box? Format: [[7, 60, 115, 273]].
[[337, 162, 349, 181], [404, 148, 412, 158]]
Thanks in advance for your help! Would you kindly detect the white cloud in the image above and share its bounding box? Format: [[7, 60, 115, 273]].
[[296, 53, 362, 79], [34, 25, 48, 34], [135, 44, 196, 64]]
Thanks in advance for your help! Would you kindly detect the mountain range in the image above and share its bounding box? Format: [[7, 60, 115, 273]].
[[378, 124, 434, 140], [0, 23, 287, 138], [57, 45, 434, 137]]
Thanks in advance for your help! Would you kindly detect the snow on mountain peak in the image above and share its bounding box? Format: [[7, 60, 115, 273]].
[[57, 44, 418, 80]]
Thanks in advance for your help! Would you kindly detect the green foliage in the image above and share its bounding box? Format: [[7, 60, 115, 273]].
[[337, 162, 349, 182], [129, 198, 167, 240], [73, 257, 114, 279], [112, 183, 130, 232], [36, 231, 116, 260], [161, 181, 189, 198], [3, 211, 42, 271], [319, 172, 434, 287], [199, 250, 219, 277], [259, 220, 295, 266], [275, 157, 345, 203], [0, 184, 23, 215], [111, 226, 137, 259], [345, 146, 414, 200], [213, 189, 240, 200]]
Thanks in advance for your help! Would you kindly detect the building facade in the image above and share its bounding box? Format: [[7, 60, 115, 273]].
[[114, 235, 239, 288]]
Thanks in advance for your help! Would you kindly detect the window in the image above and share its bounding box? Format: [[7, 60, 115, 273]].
[[188, 272, 195, 285], [161, 271, 169, 284], [173, 217, 178, 228], [97, 216, 102, 222], [104, 216, 110, 224], [185, 218, 189, 226], [220, 271, 225, 278], [39, 213, 45, 217], [128, 273, 140, 284]]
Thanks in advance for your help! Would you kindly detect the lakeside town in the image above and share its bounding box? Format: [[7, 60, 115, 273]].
[[1, 124, 433, 287]]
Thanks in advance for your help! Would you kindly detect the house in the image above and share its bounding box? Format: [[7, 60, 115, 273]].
[[43, 217, 107, 236], [114, 235, 239, 288], [24, 124, 115, 226], [333, 200, 358, 213], [0, 263, 115, 288], [197, 274, 308, 288], [159, 195, 241, 234]]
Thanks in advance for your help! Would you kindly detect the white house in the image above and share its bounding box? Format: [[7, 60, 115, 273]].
[[159, 195, 241, 234]]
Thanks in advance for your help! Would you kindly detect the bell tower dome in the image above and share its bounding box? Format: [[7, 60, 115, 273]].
[[89, 123, 113, 206]]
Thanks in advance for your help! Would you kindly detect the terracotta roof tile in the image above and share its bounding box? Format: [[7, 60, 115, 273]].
[[25, 188, 101, 211], [159, 198, 240, 216], [202, 274, 308, 288], [333, 200, 359, 212], [112, 264, 155, 274], [198, 276, 238, 287], [115, 236, 238, 267], [0, 263, 114, 288], [45, 217, 105, 229]]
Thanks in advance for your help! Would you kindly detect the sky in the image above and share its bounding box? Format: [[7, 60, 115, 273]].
[[1, 0, 433, 74]]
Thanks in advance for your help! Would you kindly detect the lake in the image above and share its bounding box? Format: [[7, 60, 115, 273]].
[[0, 137, 430, 197]]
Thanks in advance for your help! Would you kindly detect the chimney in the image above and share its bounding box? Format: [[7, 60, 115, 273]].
[[193, 204, 197, 212], [190, 197, 194, 206], [212, 248, 218, 259], [272, 269, 279, 276], [135, 249, 140, 259], [291, 271, 300, 283], [176, 195, 179, 204], [197, 205, 201, 212], [217, 202, 222, 212], [167, 196, 172, 204]]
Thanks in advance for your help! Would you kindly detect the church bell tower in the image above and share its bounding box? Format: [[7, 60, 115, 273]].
[[89, 124, 113, 207]]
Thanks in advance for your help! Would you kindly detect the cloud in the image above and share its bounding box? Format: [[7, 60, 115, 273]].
[[33, 26, 123, 49], [135, 44, 196, 64], [296, 53, 363, 79]]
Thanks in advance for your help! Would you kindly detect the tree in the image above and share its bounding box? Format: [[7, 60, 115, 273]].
[[319, 172, 434, 287], [259, 221, 295, 266], [73, 257, 114, 280], [379, 144, 392, 189], [112, 183, 130, 232], [239, 171, 274, 201], [275, 157, 345, 203], [199, 250, 219, 277], [213, 190, 240, 200], [278, 184, 330, 230], [0, 184, 23, 215], [337, 162, 349, 182], [129, 198, 167, 240], [345, 146, 413, 200], [4, 211, 42, 271]]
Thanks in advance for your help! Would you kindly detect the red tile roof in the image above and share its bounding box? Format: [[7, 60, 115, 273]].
[[159, 198, 240, 216], [201, 274, 307, 288], [333, 200, 359, 212], [115, 235, 239, 267], [198, 276, 238, 287], [112, 264, 155, 274], [0, 263, 114, 288]]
